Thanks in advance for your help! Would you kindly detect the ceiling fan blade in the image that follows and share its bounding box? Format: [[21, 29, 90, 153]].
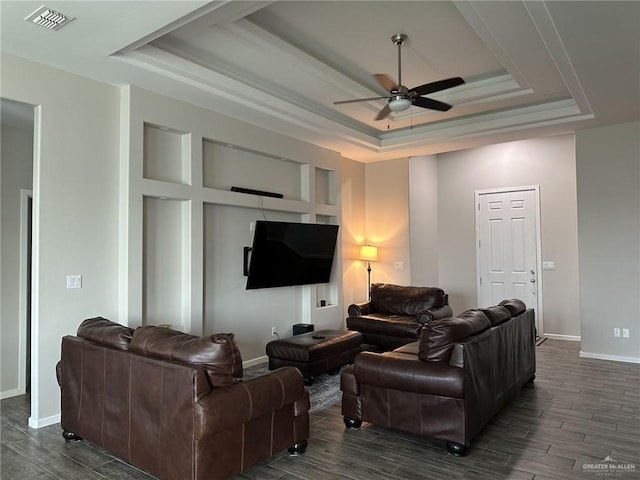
[[373, 74, 397, 92], [334, 96, 387, 105], [374, 104, 392, 121], [409, 77, 465, 96], [413, 96, 453, 112]]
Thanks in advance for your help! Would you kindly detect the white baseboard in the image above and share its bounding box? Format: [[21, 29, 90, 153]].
[[0, 387, 24, 400], [243, 355, 268, 368], [28, 413, 60, 429], [543, 333, 581, 342], [579, 351, 640, 364]]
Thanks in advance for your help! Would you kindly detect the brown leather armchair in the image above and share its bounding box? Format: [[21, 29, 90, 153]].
[[346, 283, 453, 349], [341, 299, 536, 456], [57, 318, 309, 480]]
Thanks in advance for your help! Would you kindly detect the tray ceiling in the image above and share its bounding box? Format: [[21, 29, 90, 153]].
[[1, 1, 638, 161]]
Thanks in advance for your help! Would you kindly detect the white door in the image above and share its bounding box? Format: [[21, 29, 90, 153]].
[[476, 188, 540, 332]]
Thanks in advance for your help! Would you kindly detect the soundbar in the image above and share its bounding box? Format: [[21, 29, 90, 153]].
[[230, 186, 283, 198]]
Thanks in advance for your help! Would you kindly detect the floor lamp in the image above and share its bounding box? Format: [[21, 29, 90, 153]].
[[359, 245, 378, 299]]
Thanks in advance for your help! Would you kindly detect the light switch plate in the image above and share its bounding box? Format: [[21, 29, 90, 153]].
[[66, 275, 82, 289], [543, 261, 555, 270]]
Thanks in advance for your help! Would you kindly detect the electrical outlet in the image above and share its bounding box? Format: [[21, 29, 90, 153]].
[[622, 328, 630, 338], [394, 262, 405, 270], [271, 327, 277, 336], [613, 328, 621, 338]]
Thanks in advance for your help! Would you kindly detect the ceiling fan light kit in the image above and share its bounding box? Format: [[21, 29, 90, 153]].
[[388, 97, 411, 112], [334, 33, 465, 121]]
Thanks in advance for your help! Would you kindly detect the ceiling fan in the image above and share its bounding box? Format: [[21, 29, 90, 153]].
[[334, 33, 465, 121]]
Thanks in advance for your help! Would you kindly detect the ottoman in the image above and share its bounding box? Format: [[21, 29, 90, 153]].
[[266, 330, 363, 385]]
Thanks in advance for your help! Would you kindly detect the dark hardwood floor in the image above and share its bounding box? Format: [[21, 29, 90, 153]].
[[1, 339, 639, 479]]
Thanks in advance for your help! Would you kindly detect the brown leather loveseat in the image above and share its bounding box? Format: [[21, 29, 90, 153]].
[[57, 318, 310, 480], [346, 283, 453, 349], [341, 299, 535, 456]]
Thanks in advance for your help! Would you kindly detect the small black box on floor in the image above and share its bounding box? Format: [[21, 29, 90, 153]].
[[293, 324, 314, 335]]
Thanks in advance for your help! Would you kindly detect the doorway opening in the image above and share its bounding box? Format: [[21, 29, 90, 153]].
[[1, 98, 35, 402]]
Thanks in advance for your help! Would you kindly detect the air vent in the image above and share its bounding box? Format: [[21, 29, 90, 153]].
[[25, 5, 74, 31]]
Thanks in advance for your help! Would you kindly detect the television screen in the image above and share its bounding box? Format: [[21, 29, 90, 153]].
[[246, 220, 339, 290]]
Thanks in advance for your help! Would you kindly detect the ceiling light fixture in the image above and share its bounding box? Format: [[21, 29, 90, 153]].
[[388, 96, 411, 112], [25, 5, 74, 31]]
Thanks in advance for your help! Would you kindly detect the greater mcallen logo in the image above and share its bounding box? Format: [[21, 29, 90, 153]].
[[583, 456, 636, 476]]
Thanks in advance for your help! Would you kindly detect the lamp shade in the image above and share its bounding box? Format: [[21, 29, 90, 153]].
[[359, 245, 378, 262]]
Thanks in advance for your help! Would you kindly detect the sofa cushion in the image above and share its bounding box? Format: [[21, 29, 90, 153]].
[[77, 317, 134, 350], [499, 299, 527, 316], [130, 326, 243, 387], [418, 310, 491, 362], [479, 305, 512, 326], [370, 283, 446, 316]]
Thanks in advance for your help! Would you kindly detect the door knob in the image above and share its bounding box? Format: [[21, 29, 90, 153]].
[[530, 278, 536, 283], [530, 270, 536, 275]]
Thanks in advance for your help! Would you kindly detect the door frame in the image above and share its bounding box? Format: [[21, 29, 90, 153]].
[[18, 188, 32, 396], [474, 185, 543, 336]]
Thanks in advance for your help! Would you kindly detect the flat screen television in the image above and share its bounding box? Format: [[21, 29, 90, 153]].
[[245, 220, 339, 290]]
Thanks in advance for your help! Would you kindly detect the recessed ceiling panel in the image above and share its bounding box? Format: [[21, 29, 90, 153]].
[[248, 1, 502, 87]]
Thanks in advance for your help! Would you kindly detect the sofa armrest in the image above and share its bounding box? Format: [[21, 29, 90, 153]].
[[194, 366, 306, 435], [56, 360, 63, 387], [417, 304, 453, 324], [353, 351, 463, 398], [340, 365, 359, 396], [348, 302, 373, 316]]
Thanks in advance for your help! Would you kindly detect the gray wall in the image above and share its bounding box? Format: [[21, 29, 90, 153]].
[[365, 157, 412, 286], [2, 53, 121, 424], [340, 158, 367, 312], [429, 134, 581, 337], [576, 122, 640, 360], [1, 123, 33, 397], [409, 155, 439, 286]]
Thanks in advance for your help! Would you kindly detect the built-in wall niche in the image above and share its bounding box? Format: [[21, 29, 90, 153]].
[[203, 204, 302, 360], [315, 167, 336, 206], [143, 196, 186, 330], [202, 140, 303, 200], [316, 283, 336, 307], [315, 214, 337, 225], [315, 214, 339, 307], [143, 124, 190, 185]]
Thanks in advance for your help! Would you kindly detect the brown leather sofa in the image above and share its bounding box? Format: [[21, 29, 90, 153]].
[[346, 283, 453, 349], [56, 318, 310, 480], [341, 299, 536, 456]]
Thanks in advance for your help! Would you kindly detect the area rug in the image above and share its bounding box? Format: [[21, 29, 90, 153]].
[[243, 363, 342, 413]]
